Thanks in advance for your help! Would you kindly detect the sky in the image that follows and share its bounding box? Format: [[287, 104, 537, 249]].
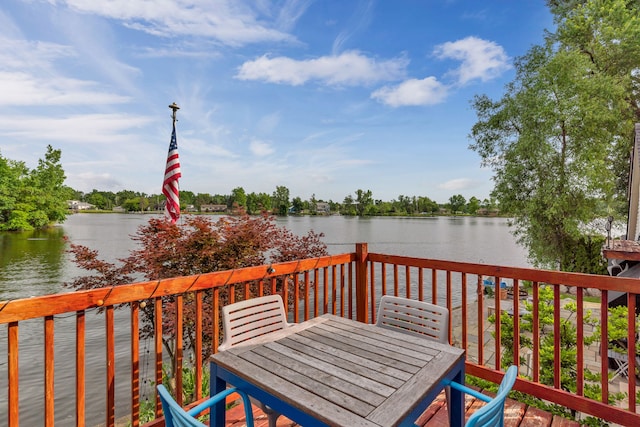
[[0, 0, 554, 204]]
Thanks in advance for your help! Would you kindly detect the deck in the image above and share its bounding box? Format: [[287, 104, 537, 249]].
[[224, 389, 583, 427]]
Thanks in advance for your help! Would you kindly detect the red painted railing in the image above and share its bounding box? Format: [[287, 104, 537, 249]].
[[1, 243, 639, 426]]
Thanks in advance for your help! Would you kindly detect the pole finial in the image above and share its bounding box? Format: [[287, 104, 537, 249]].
[[169, 102, 180, 123]]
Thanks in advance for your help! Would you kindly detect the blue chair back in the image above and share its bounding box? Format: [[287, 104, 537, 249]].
[[466, 365, 518, 427]]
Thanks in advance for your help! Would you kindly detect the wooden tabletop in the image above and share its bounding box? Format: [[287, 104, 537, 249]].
[[210, 313, 465, 427]]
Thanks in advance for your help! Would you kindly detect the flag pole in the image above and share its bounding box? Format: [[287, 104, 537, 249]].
[[163, 102, 182, 223]]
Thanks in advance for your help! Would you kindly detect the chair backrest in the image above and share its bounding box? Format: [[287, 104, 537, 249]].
[[157, 384, 207, 427], [466, 365, 518, 427], [219, 294, 291, 351], [375, 295, 449, 343]]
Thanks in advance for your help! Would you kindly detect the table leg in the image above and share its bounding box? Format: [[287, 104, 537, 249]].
[[449, 365, 465, 426], [210, 362, 227, 426]]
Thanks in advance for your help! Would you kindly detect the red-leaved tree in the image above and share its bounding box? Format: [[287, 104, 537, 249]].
[[65, 213, 328, 376]]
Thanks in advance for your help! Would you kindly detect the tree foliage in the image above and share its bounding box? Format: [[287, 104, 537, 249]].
[[65, 213, 328, 374], [0, 145, 71, 231], [470, 0, 639, 271]]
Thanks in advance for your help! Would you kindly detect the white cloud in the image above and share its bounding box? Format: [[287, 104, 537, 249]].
[[0, 71, 130, 106], [59, 0, 303, 46], [370, 77, 448, 107], [236, 51, 408, 86], [0, 37, 130, 107], [433, 36, 510, 85], [249, 139, 275, 156], [72, 172, 124, 192], [439, 178, 476, 191], [0, 114, 154, 143]]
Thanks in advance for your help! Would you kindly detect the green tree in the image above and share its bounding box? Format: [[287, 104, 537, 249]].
[[448, 194, 466, 214], [341, 195, 357, 215], [466, 197, 481, 215], [0, 146, 70, 231], [470, 1, 637, 271], [272, 186, 290, 216], [230, 187, 247, 209], [355, 189, 373, 216], [291, 196, 304, 214], [309, 194, 318, 215]]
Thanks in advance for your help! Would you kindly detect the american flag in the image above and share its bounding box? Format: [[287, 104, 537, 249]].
[[163, 123, 181, 223]]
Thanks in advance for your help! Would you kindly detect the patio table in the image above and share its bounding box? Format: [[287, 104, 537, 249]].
[[210, 313, 466, 427]]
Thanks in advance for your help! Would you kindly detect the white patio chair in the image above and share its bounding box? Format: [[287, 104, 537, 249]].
[[375, 295, 449, 343], [219, 294, 293, 427], [375, 295, 451, 417]]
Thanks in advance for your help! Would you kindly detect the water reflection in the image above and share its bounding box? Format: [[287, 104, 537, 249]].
[[0, 226, 67, 300]]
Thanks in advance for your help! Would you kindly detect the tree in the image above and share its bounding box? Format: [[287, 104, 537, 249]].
[[469, 1, 638, 272], [65, 214, 328, 378], [309, 194, 318, 215], [272, 186, 290, 216], [341, 195, 357, 215], [355, 189, 373, 216], [0, 146, 70, 231], [448, 194, 466, 214], [466, 197, 481, 215], [291, 196, 304, 214], [230, 187, 247, 209]]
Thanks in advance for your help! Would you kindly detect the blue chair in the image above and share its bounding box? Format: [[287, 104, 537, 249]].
[[442, 365, 518, 427], [157, 384, 254, 427]]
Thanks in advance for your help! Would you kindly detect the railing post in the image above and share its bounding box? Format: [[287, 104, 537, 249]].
[[355, 243, 369, 323]]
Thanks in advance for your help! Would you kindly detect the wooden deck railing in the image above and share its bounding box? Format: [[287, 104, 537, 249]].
[[1, 243, 640, 426]]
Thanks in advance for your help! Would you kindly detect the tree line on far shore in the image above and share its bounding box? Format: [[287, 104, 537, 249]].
[[0, 146, 497, 232], [70, 185, 498, 217]]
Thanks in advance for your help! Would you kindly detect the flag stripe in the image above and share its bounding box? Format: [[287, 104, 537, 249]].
[[162, 123, 181, 223]]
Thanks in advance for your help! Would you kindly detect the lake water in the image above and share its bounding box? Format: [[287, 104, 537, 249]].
[[0, 213, 531, 426], [1, 213, 531, 301]]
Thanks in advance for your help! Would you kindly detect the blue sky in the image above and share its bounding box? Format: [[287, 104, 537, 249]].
[[1, 0, 553, 204]]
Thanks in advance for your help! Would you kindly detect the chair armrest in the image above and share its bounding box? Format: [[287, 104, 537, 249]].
[[442, 380, 493, 403], [186, 388, 252, 418]]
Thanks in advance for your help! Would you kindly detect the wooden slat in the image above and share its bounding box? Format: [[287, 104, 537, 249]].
[[154, 297, 163, 417], [446, 270, 452, 342], [553, 285, 561, 390], [45, 315, 54, 427], [628, 292, 637, 410], [8, 322, 19, 427], [303, 271, 310, 321], [600, 290, 609, 402], [431, 268, 437, 304], [106, 306, 115, 427], [130, 302, 140, 427], [313, 269, 319, 318], [477, 275, 484, 365], [532, 282, 540, 382], [369, 262, 376, 321], [76, 310, 86, 427], [175, 294, 184, 406], [494, 276, 501, 370], [393, 264, 399, 296], [576, 289, 584, 396], [512, 279, 520, 368], [195, 291, 203, 402], [461, 273, 467, 349]]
